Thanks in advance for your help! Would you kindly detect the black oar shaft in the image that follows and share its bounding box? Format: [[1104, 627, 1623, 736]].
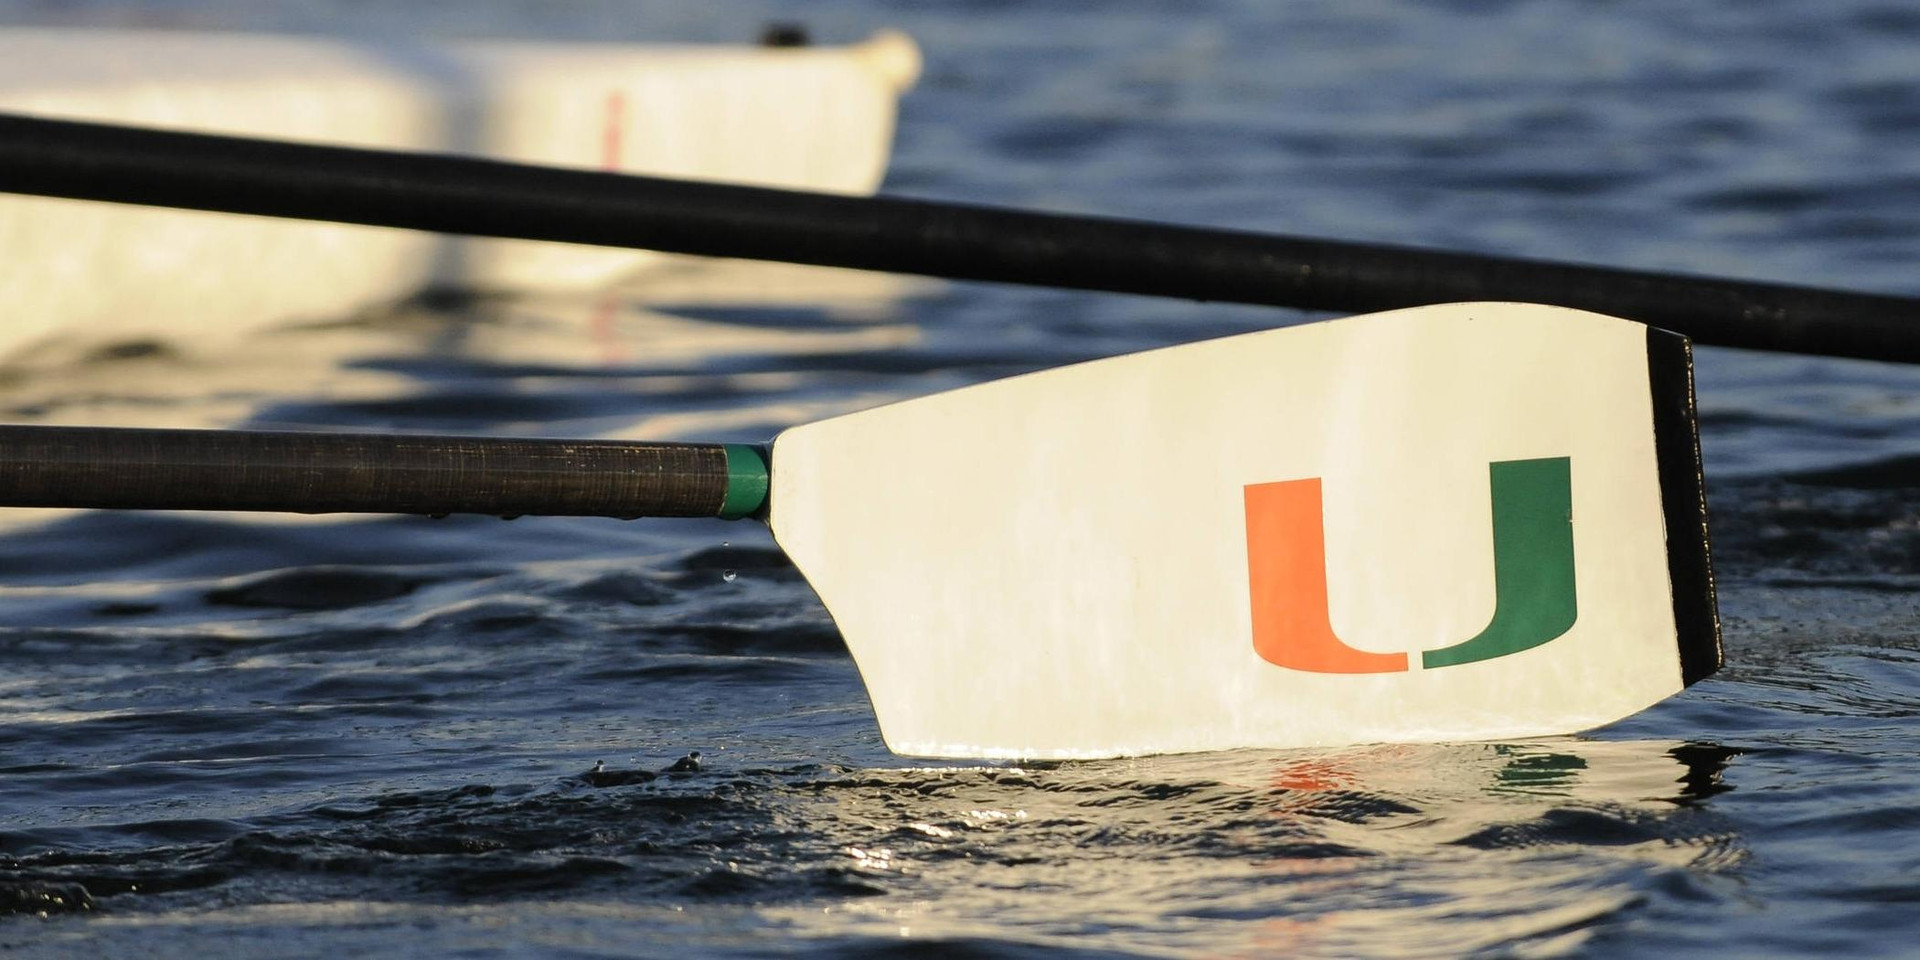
[[0, 426, 765, 519], [1, 113, 1916, 362]]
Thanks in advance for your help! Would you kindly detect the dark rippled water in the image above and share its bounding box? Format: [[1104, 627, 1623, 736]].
[[3, 2, 1920, 956]]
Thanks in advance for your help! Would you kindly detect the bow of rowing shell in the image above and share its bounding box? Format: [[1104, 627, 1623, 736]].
[[0, 27, 919, 362]]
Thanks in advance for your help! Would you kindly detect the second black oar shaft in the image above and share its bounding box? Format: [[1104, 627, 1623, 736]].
[[1, 112, 1916, 362], [0, 426, 770, 520]]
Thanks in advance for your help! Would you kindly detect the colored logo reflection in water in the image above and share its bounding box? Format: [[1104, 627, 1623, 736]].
[[1223, 741, 1742, 958]]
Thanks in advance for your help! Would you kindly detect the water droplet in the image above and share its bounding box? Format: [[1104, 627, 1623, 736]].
[[722, 570, 738, 583]]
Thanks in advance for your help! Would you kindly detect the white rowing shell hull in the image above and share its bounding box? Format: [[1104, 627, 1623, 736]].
[[770, 303, 1718, 759], [0, 28, 918, 359]]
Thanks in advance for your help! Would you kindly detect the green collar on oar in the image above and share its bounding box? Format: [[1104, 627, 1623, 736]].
[[719, 444, 771, 520]]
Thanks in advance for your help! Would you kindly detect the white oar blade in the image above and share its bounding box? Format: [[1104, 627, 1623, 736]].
[[769, 302, 1719, 759]]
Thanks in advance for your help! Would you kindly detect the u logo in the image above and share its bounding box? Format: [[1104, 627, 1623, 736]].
[[1243, 457, 1576, 673]]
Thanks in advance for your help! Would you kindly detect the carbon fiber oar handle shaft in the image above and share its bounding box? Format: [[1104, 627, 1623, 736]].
[[2, 112, 1918, 362], [0, 425, 769, 520]]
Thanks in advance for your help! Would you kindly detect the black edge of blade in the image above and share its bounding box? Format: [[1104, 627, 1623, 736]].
[[1647, 328, 1723, 685]]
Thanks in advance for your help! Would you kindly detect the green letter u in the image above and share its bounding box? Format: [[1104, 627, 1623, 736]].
[[1420, 457, 1577, 668]]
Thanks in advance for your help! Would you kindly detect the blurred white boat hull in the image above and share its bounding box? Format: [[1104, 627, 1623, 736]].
[[0, 27, 919, 360]]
